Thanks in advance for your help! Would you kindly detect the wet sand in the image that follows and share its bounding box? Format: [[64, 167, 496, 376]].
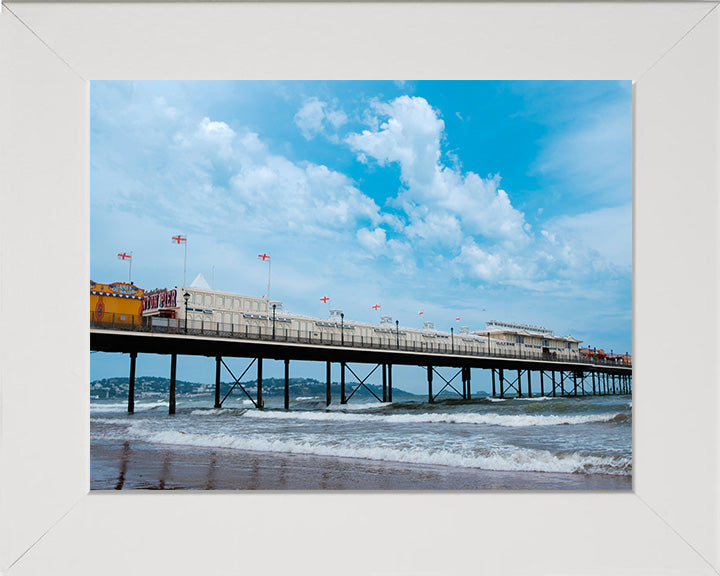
[[91, 440, 632, 491]]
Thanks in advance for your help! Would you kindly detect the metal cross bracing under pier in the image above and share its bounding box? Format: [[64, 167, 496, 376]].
[[217, 357, 261, 409], [109, 336, 631, 414], [339, 362, 393, 404], [426, 366, 472, 403]]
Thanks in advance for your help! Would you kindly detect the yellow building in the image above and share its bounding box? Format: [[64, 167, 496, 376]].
[[90, 281, 145, 325]]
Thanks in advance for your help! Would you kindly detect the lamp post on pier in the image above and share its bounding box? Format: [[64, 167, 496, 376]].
[[272, 303, 277, 340], [183, 291, 190, 334], [451, 326, 454, 353], [340, 312, 345, 346], [396, 320, 400, 349]]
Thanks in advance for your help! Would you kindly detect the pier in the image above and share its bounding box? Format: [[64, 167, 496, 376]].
[[91, 315, 632, 414]]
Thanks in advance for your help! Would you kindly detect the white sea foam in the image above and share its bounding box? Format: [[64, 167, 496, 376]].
[[295, 396, 321, 401], [190, 408, 248, 416], [240, 409, 624, 427], [90, 400, 168, 414], [141, 430, 631, 475], [325, 402, 383, 411]]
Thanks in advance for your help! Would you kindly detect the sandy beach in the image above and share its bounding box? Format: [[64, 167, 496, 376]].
[[92, 439, 632, 491]]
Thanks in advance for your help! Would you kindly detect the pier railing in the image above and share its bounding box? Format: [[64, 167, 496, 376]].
[[90, 312, 631, 369]]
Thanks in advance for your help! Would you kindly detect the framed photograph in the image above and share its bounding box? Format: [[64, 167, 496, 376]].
[[1, 2, 718, 574]]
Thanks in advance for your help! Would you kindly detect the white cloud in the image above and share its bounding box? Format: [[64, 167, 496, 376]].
[[229, 155, 380, 237], [356, 227, 387, 253], [543, 204, 632, 269], [457, 239, 527, 283], [346, 96, 530, 249], [294, 97, 348, 141], [194, 117, 236, 158]]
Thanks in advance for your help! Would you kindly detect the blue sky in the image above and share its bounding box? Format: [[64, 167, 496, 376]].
[[91, 80, 632, 391]]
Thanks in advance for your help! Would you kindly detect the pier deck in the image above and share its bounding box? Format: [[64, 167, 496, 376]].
[[91, 319, 632, 412]]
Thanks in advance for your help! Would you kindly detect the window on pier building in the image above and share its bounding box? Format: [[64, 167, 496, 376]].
[[515, 335, 524, 344], [542, 339, 549, 347]]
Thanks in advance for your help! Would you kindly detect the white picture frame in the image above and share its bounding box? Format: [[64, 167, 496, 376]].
[[1, 2, 718, 574]]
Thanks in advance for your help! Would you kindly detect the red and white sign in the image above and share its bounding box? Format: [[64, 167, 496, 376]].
[[143, 289, 178, 312]]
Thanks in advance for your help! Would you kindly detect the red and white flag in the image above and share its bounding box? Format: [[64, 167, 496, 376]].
[[258, 253, 270, 261], [418, 311, 424, 316], [320, 296, 330, 304], [456, 317, 461, 321], [172, 235, 187, 244], [372, 304, 381, 311], [117, 252, 132, 261]]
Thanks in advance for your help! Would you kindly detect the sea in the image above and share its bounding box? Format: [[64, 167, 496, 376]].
[[91, 391, 632, 490]]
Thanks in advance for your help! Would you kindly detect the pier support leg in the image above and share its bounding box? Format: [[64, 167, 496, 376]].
[[466, 367, 472, 400], [517, 369, 522, 398], [284, 359, 290, 410], [592, 372, 596, 396], [491, 369, 497, 398], [341, 362, 346, 404], [214, 356, 222, 408], [388, 364, 393, 402], [560, 372, 566, 396], [527, 370, 532, 398], [551, 371, 556, 397], [540, 371, 545, 397], [428, 366, 434, 403], [257, 358, 264, 409], [573, 371, 578, 397], [326, 361, 332, 406], [382, 364, 388, 402], [169, 353, 177, 415], [128, 352, 137, 414], [499, 368, 504, 399]]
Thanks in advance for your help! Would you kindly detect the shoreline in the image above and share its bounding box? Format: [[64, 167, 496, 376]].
[[91, 439, 632, 491]]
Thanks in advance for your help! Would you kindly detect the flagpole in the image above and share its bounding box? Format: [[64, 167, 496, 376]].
[[129, 252, 132, 284], [184, 238, 187, 288], [267, 256, 271, 302]]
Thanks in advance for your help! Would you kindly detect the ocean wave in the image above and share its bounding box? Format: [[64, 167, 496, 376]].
[[239, 409, 626, 427], [607, 413, 632, 424], [190, 407, 248, 416], [90, 401, 168, 414], [324, 402, 384, 412], [140, 430, 631, 475]]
